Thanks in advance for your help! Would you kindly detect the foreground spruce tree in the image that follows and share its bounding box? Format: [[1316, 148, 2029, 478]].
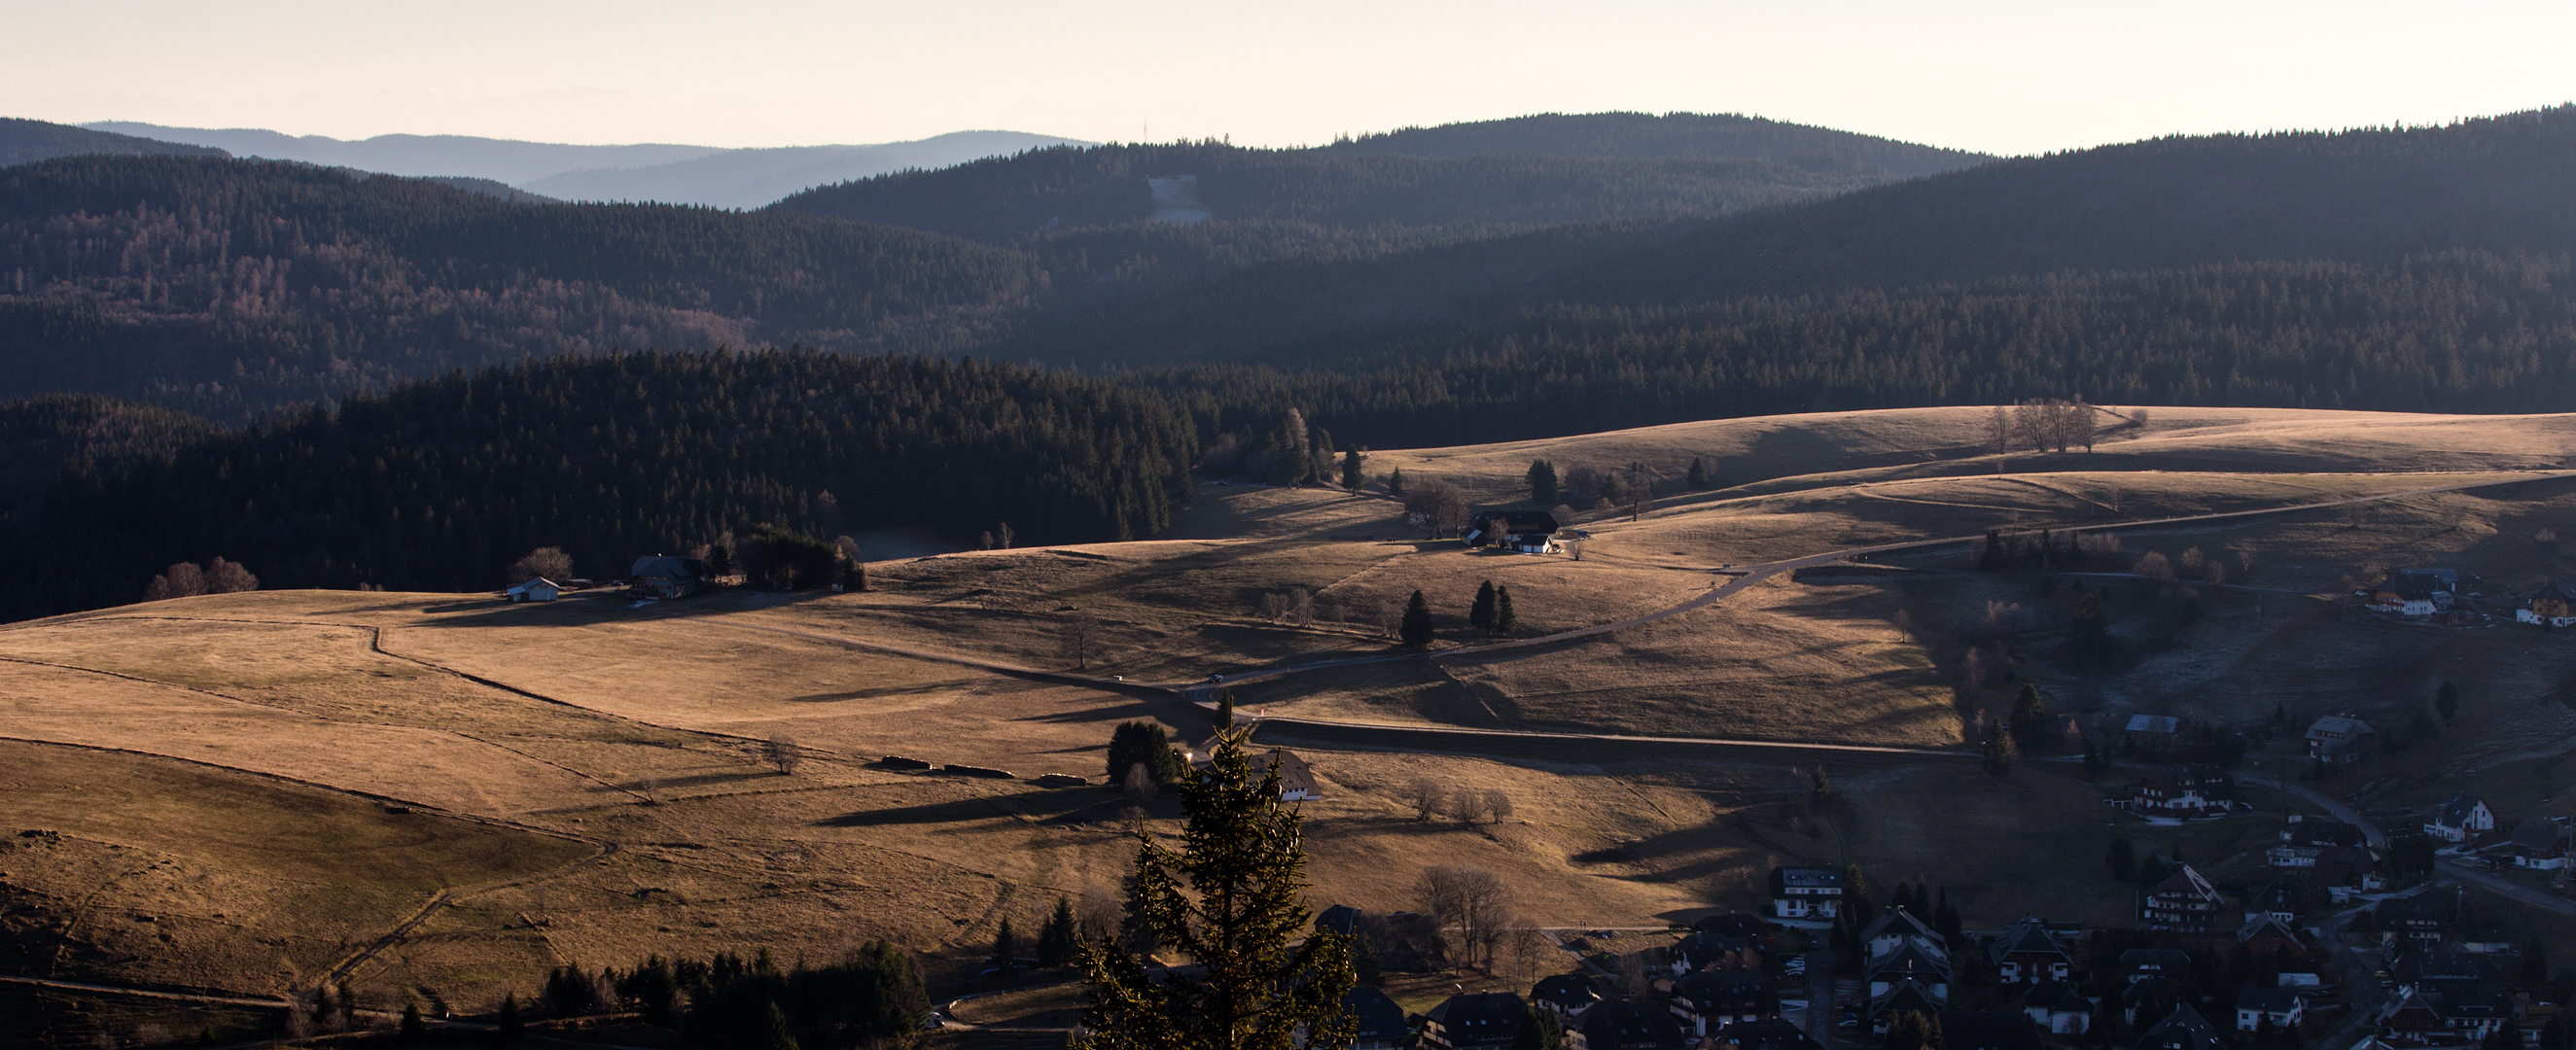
[[1074, 726, 1358, 1050], [1398, 590, 1434, 650]]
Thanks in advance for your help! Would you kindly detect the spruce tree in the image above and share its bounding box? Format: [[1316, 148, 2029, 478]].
[[1387, 468, 1407, 496], [2009, 684, 2050, 752], [1216, 691, 1237, 732], [993, 916, 1018, 966], [1341, 449, 1363, 491], [498, 992, 524, 1041], [1399, 590, 1433, 650], [1469, 580, 1498, 629], [1040, 897, 1079, 967], [1687, 456, 1710, 489], [1981, 726, 2012, 777], [1493, 586, 1517, 635], [1073, 725, 1359, 1050], [2437, 681, 2460, 721], [1526, 460, 1558, 505], [399, 1002, 425, 1043], [2108, 837, 2136, 881]]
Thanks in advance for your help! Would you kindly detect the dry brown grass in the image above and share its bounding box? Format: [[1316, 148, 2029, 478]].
[[15, 406, 2576, 1020]]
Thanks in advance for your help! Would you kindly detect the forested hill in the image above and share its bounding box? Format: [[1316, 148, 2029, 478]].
[[765, 140, 1925, 244], [1139, 252, 2576, 454], [0, 155, 1041, 420], [0, 117, 229, 167], [1323, 111, 1986, 176], [991, 106, 2576, 368], [5, 351, 1193, 619]]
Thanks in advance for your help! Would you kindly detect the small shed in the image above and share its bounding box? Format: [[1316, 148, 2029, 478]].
[[507, 578, 562, 603]]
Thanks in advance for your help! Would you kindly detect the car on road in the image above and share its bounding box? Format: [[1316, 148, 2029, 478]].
[[1207, 674, 1224, 682]]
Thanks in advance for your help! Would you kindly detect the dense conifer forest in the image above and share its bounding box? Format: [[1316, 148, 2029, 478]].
[[1319, 111, 1986, 174], [766, 141, 1927, 243], [0, 156, 1041, 418], [1, 351, 1191, 618]]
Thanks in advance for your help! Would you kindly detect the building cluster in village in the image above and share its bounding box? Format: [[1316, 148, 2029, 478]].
[[2354, 568, 2576, 630]]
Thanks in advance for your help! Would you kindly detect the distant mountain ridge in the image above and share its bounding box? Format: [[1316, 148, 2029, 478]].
[[1323, 111, 1986, 175], [1, 118, 227, 166], [82, 122, 1088, 208]]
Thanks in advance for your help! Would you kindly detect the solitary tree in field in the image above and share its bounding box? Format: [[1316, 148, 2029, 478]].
[[993, 916, 1018, 966], [1341, 449, 1364, 491], [1469, 580, 1498, 630], [1387, 467, 1406, 496], [2436, 681, 2461, 722], [763, 733, 803, 776], [1073, 726, 1358, 1050], [1492, 586, 1517, 635], [1040, 897, 1079, 967], [1061, 611, 1107, 670], [1399, 590, 1434, 650], [1981, 725, 2013, 777], [1526, 460, 1558, 506], [1687, 456, 1710, 489], [2008, 684, 2050, 752]]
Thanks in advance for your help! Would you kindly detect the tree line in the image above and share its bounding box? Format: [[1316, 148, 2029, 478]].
[[0, 349, 1194, 619]]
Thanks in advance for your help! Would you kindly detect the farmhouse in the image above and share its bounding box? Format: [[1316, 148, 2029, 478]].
[[2304, 715, 2376, 764], [506, 577, 562, 602], [627, 554, 709, 599], [2133, 765, 2238, 816], [1769, 866, 1843, 921], [2504, 818, 2570, 869], [2143, 865, 2225, 933], [1576, 999, 1688, 1050], [1423, 992, 1527, 1050], [2119, 949, 2194, 985], [2372, 575, 2440, 618], [1672, 969, 1774, 1034], [2124, 715, 2184, 756], [1532, 973, 1603, 1020], [1342, 986, 1413, 1050], [1860, 909, 1953, 1032], [2235, 916, 2307, 960], [2521, 579, 2576, 627], [1249, 748, 1321, 801], [1469, 510, 1561, 554], [2424, 792, 2496, 843]]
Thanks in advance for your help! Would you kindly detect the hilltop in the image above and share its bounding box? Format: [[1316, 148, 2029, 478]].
[[1323, 110, 1986, 176], [0, 117, 225, 167]]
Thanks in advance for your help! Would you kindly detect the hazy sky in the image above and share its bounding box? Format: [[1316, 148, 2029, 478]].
[[10, 1, 2573, 156]]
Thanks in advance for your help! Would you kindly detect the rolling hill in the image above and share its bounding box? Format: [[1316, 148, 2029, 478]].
[[1323, 110, 1985, 175], [0, 154, 1040, 418], [86, 121, 1087, 207], [0, 117, 227, 166]]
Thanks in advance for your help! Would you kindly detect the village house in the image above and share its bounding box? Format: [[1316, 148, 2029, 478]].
[[1342, 986, 1413, 1050], [1532, 973, 1603, 1020], [2023, 981, 2094, 1034], [1713, 1017, 1824, 1050], [1422, 992, 1528, 1050], [2125, 715, 2185, 756], [1315, 904, 1361, 937], [2310, 845, 2386, 901], [2425, 792, 2497, 843], [1861, 909, 1952, 1032], [2373, 889, 2467, 948], [1990, 916, 2076, 984], [506, 577, 562, 602], [2133, 765, 2239, 817], [2282, 816, 2369, 850], [1468, 510, 1562, 554], [627, 554, 709, 599], [2520, 580, 2576, 628], [1672, 969, 1774, 1035], [1249, 748, 1322, 802], [2125, 978, 2189, 1028], [2244, 877, 2311, 925], [1768, 866, 1843, 922], [1574, 999, 1688, 1050], [2305, 716, 2378, 765], [2236, 916, 2309, 961], [2140, 1004, 2230, 1050], [2502, 818, 2570, 870], [2235, 987, 2307, 1032], [2144, 865, 2227, 933], [2372, 575, 2440, 618]]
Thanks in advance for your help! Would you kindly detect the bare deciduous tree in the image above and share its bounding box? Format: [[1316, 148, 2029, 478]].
[[996, 522, 1016, 549], [144, 561, 206, 601], [1415, 864, 1511, 972], [506, 546, 573, 585], [763, 733, 803, 775], [1483, 789, 1514, 824], [1124, 762, 1157, 799], [1986, 405, 2013, 456], [1407, 779, 1443, 822], [1059, 611, 1106, 669], [2135, 550, 2173, 580], [205, 557, 259, 594], [1446, 789, 1482, 826], [1403, 478, 1470, 539]]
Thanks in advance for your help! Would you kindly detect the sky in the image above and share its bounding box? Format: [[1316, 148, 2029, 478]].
[[9, 0, 2575, 157]]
